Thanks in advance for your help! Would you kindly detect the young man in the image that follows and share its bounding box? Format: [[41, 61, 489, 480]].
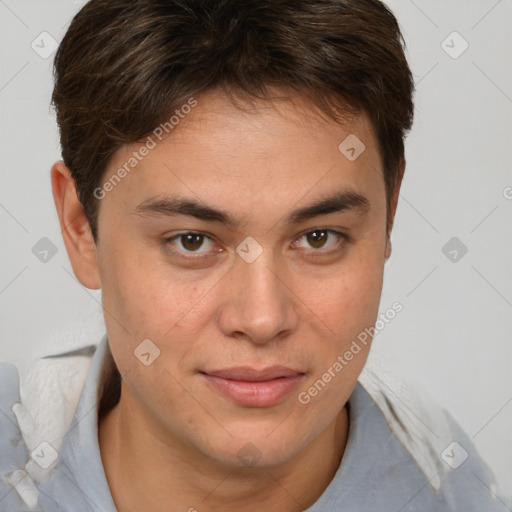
[[0, 0, 505, 511]]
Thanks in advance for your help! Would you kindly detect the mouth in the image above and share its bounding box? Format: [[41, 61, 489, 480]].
[[200, 366, 306, 407]]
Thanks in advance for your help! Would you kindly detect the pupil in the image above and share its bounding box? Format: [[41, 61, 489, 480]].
[[307, 230, 327, 248], [183, 234, 203, 251]]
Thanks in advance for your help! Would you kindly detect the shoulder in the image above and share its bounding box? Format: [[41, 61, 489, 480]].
[[0, 362, 24, 450], [16, 345, 97, 458], [0, 362, 36, 510], [0, 362, 23, 435], [357, 366, 507, 511], [0, 346, 98, 510]]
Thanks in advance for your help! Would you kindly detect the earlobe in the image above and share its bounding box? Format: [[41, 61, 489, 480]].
[[51, 161, 101, 290], [385, 236, 392, 260]]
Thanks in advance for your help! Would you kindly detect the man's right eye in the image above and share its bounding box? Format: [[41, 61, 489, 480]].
[[163, 232, 221, 256]]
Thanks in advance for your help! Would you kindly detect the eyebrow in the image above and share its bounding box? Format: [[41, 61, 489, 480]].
[[134, 190, 370, 228]]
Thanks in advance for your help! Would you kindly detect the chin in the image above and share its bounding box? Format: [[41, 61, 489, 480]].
[[199, 425, 311, 469]]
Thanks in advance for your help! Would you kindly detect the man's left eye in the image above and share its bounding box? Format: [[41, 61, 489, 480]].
[[293, 229, 345, 250]]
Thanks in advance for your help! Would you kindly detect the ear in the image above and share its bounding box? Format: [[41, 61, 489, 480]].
[[51, 161, 101, 289], [384, 157, 405, 260]]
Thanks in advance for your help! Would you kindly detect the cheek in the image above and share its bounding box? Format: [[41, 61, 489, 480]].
[[298, 249, 385, 339], [294, 257, 383, 432], [98, 244, 225, 379], [100, 243, 202, 333]]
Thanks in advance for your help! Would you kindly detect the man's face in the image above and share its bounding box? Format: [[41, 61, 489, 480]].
[[95, 90, 390, 467]]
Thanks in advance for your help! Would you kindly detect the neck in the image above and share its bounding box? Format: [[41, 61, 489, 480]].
[[98, 384, 349, 512]]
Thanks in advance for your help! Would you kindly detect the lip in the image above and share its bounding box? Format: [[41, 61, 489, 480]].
[[201, 366, 305, 407]]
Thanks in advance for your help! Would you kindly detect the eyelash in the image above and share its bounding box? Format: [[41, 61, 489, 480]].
[[162, 229, 349, 259]]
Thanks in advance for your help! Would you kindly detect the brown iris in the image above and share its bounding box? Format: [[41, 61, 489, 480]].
[[181, 233, 204, 251], [306, 230, 328, 249]]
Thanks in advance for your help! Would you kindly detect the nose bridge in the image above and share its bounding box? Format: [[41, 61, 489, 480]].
[[218, 248, 297, 344]]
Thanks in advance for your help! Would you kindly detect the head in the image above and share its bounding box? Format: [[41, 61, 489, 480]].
[[51, 0, 414, 468]]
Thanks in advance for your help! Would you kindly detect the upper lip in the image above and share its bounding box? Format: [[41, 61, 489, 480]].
[[202, 366, 304, 382]]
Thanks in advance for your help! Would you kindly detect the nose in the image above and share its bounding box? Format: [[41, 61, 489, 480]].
[[217, 251, 299, 345]]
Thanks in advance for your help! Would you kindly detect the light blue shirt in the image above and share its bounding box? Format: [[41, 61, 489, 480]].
[[0, 336, 507, 511]]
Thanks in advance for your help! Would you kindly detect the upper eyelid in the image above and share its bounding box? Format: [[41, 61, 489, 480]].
[[295, 227, 343, 238], [165, 230, 215, 244], [167, 231, 216, 246]]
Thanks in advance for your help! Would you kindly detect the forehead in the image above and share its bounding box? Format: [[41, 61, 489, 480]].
[[161, 90, 378, 165], [102, 89, 385, 220]]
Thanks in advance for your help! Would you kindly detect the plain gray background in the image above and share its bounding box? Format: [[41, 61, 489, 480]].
[[1, 0, 511, 497]]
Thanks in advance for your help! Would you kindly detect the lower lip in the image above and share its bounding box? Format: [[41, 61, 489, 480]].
[[202, 374, 304, 407]]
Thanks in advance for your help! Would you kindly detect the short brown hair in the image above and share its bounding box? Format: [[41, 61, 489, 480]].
[[52, 0, 414, 240]]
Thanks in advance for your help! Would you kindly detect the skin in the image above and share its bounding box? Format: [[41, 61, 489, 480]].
[[51, 89, 403, 512]]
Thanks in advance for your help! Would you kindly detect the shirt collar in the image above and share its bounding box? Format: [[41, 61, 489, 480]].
[[42, 334, 118, 511]]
